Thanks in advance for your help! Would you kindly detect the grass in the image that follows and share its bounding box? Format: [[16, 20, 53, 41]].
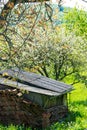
[[50, 83, 87, 130], [0, 83, 87, 130]]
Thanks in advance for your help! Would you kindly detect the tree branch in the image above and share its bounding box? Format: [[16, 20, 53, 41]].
[[0, 58, 8, 62], [0, 0, 42, 27], [37, 68, 45, 76], [59, 70, 77, 80], [71, 81, 79, 85], [55, 54, 65, 80], [41, 65, 49, 77]]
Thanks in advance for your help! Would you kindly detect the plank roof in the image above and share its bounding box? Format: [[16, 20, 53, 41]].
[[0, 68, 73, 96]]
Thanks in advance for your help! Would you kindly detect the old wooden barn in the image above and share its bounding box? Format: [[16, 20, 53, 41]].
[[0, 68, 73, 128]]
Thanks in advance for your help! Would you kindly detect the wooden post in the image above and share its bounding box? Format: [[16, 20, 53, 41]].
[[42, 112, 51, 128]]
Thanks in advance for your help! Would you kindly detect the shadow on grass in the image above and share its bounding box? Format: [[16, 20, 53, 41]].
[[43, 100, 87, 130], [63, 110, 82, 123], [61, 99, 87, 123], [48, 110, 83, 130], [70, 99, 87, 107]]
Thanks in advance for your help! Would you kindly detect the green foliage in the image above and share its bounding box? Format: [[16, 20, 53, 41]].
[[0, 124, 32, 130], [0, 3, 53, 70], [0, 3, 87, 86], [64, 8, 87, 37], [24, 28, 87, 85], [1, 25, 84, 85]]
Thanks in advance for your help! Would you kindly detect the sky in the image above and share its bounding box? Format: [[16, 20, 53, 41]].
[[52, 0, 87, 11], [63, 0, 87, 10]]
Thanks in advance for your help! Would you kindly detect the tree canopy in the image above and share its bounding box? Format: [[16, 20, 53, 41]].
[[0, 0, 87, 85], [64, 7, 87, 37]]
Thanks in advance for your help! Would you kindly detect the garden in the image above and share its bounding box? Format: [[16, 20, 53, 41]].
[[0, 0, 87, 129]]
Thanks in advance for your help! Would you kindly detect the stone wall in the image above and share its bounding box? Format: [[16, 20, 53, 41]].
[[0, 84, 68, 128]]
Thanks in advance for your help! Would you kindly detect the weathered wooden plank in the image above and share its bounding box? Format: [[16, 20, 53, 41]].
[[21, 72, 72, 92], [0, 78, 61, 96], [0, 68, 72, 94], [40, 77, 72, 89], [30, 80, 70, 93], [21, 72, 72, 91], [0, 69, 41, 82], [0, 70, 69, 93], [35, 78, 71, 91]]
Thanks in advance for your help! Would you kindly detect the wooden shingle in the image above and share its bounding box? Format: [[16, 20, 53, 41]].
[[0, 68, 73, 96]]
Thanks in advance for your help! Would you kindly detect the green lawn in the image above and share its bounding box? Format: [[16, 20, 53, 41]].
[[0, 84, 87, 130], [50, 83, 87, 130]]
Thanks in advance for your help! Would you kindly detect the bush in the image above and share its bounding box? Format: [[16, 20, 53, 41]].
[[64, 8, 87, 37]]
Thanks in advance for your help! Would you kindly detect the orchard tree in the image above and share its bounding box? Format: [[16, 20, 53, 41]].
[[13, 28, 87, 85], [0, 0, 63, 27], [0, 0, 54, 68], [0, 0, 87, 86], [0, 0, 63, 68]]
